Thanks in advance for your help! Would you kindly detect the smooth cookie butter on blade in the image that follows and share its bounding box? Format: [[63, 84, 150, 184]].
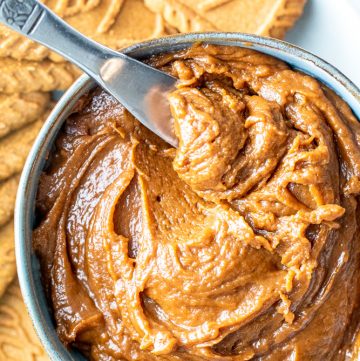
[[34, 44, 360, 361]]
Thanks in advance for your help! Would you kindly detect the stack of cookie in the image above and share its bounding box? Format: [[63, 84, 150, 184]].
[[0, 0, 306, 359]]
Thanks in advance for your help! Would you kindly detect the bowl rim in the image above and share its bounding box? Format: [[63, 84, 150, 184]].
[[15, 32, 360, 361]]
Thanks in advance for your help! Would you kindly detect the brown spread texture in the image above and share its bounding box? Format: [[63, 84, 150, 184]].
[[34, 44, 360, 360]]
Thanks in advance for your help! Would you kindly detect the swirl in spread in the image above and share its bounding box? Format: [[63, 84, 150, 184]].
[[34, 45, 360, 360]]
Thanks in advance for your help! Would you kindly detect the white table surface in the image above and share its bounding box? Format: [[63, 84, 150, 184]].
[[286, 0, 360, 88]]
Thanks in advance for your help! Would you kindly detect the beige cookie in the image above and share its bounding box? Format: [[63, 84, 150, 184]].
[[54, 0, 175, 51], [48, 0, 102, 17], [0, 175, 20, 229], [0, 59, 80, 94], [0, 0, 102, 61], [0, 93, 50, 139], [144, 0, 307, 39], [0, 110, 50, 181], [0, 280, 49, 360], [0, 222, 16, 299]]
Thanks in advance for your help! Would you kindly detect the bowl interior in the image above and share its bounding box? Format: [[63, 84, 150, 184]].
[[15, 33, 360, 361]]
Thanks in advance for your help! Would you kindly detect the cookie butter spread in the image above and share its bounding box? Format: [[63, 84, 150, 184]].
[[34, 44, 360, 360]]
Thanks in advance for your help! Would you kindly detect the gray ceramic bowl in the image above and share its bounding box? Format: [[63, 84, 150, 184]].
[[15, 33, 360, 361]]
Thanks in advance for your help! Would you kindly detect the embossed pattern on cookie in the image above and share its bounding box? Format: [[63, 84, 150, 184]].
[[77, 0, 175, 50], [0, 92, 50, 138], [0, 58, 80, 93], [198, 0, 234, 11], [145, 0, 307, 38], [0, 109, 50, 181], [144, 0, 216, 33], [0, 23, 55, 61], [0, 280, 49, 360], [0, 222, 15, 298], [0, 174, 20, 228], [96, 0, 124, 33], [268, 0, 308, 39], [53, 0, 101, 17]]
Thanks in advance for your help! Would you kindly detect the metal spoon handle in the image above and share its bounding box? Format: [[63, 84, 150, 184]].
[[0, 0, 178, 147]]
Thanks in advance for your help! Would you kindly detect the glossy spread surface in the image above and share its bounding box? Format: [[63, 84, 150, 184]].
[[34, 44, 360, 360]]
